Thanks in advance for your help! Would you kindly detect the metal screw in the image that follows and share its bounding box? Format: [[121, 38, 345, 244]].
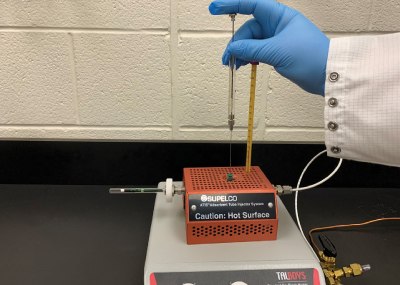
[[191, 205, 197, 211], [268, 202, 274, 208]]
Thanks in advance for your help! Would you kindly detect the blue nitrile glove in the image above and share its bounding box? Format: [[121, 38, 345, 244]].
[[209, 0, 329, 96]]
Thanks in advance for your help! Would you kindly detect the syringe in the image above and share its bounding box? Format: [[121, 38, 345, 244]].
[[228, 14, 236, 132], [228, 13, 236, 166]]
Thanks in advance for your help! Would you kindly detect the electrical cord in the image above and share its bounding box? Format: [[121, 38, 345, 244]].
[[274, 150, 343, 195], [274, 150, 342, 257], [292, 150, 343, 192], [289, 150, 398, 276], [293, 150, 343, 258], [308, 217, 400, 252]]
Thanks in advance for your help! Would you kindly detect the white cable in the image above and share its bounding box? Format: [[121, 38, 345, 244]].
[[292, 150, 343, 191], [294, 150, 343, 259]]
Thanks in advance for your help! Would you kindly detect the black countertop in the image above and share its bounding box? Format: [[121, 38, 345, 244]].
[[0, 185, 398, 285]]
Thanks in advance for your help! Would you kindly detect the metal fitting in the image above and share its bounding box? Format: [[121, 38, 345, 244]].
[[275, 185, 293, 195]]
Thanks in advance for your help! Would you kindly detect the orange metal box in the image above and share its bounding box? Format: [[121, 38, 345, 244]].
[[183, 166, 278, 245]]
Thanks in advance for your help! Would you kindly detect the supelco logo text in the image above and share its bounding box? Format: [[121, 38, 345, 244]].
[[200, 195, 238, 202]]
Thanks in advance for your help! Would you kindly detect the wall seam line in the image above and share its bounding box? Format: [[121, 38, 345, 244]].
[[0, 26, 169, 34], [0, 125, 172, 130]]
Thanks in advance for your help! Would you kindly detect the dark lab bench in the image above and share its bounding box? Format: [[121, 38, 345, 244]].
[[0, 185, 398, 285]]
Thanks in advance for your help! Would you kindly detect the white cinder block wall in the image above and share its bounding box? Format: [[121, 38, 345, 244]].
[[0, 1, 398, 142]]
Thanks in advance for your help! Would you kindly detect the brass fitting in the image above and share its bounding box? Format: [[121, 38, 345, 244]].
[[316, 234, 370, 284], [322, 269, 337, 285], [318, 251, 370, 284], [322, 262, 371, 285], [350, 263, 363, 276], [319, 251, 336, 270]]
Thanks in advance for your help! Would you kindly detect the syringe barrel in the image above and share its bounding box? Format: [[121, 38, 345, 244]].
[[228, 55, 236, 130], [227, 14, 236, 131]]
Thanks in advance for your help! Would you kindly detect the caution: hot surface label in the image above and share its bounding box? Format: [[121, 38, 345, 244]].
[[188, 193, 276, 222]]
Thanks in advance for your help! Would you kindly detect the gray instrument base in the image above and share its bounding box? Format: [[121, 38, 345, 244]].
[[144, 182, 325, 285]]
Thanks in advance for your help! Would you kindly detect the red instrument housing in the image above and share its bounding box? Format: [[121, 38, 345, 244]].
[[183, 166, 278, 245]]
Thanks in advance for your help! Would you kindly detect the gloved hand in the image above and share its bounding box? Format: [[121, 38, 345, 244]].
[[209, 0, 329, 96]]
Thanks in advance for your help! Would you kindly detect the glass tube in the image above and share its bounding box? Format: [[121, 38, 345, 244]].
[[228, 55, 236, 131]]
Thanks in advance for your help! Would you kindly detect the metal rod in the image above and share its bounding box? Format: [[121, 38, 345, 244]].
[[109, 188, 163, 194], [245, 63, 258, 172]]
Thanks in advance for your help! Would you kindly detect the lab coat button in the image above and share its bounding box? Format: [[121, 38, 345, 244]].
[[328, 98, 338, 107], [331, 146, 341, 154], [329, 72, 339, 82], [328, 121, 338, 131]]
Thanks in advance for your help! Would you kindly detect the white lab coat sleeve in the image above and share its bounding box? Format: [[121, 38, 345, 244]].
[[324, 33, 400, 167]]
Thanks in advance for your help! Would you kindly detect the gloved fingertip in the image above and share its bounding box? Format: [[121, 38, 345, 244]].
[[222, 51, 230, 65], [227, 41, 241, 54], [235, 59, 249, 69], [235, 59, 242, 69], [208, 2, 219, 15]]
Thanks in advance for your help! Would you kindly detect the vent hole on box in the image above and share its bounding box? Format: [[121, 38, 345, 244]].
[[188, 167, 269, 191], [191, 224, 274, 238]]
